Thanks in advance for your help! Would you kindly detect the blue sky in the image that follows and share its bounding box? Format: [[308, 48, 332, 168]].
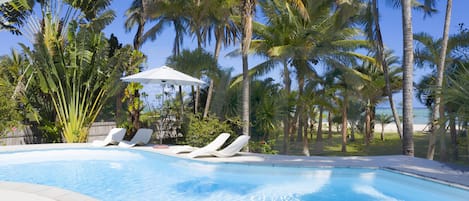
[[1, 1, 469, 108]]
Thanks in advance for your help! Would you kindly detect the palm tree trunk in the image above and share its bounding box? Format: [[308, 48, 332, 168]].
[[303, 119, 310, 156], [401, 0, 415, 156], [317, 105, 323, 141], [371, 105, 376, 139], [133, 18, 145, 50], [191, 86, 197, 114], [365, 100, 371, 145], [203, 80, 214, 118], [241, 0, 254, 150], [282, 60, 291, 154], [428, 0, 452, 161], [381, 123, 385, 141], [449, 114, 458, 160], [204, 31, 224, 119], [328, 110, 333, 141], [195, 86, 201, 114], [130, 12, 146, 134], [296, 76, 305, 142], [341, 91, 348, 152], [372, 0, 402, 138]]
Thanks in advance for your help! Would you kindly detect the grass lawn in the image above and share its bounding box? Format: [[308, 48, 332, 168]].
[[275, 131, 469, 166]]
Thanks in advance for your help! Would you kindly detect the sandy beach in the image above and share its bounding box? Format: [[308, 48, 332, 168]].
[[375, 123, 430, 133]]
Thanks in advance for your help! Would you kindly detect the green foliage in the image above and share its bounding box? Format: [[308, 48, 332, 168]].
[[250, 78, 281, 141], [375, 113, 393, 125], [122, 82, 144, 114], [182, 113, 236, 147], [443, 64, 469, 121], [37, 120, 61, 143], [0, 0, 33, 35], [0, 79, 21, 134], [20, 1, 141, 142], [0, 49, 29, 133], [249, 140, 278, 154]]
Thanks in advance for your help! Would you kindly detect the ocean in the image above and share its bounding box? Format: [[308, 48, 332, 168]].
[[376, 107, 430, 125]]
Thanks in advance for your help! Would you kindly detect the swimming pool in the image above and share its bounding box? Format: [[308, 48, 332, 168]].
[[0, 148, 467, 201]]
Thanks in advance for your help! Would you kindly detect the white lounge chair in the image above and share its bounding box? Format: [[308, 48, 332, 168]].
[[172, 133, 230, 154], [118, 128, 153, 148], [91, 128, 126, 147], [188, 135, 250, 158]]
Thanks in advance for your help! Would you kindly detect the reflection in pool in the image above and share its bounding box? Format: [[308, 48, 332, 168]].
[[0, 149, 467, 201]]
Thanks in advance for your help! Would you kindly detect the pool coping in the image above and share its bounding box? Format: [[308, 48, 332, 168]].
[[0, 181, 97, 201], [0, 143, 468, 200], [140, 145, 469, 190]]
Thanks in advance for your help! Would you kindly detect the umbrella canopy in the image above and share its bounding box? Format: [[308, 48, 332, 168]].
[[121, 65, 205, 86]]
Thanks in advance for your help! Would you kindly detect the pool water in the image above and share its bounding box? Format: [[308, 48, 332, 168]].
[[0, 148, 467, 201]]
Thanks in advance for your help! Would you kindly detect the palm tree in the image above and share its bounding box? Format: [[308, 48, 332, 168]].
[[442, 63, 469, 160], [238, 0, 367, 153], [360, 0, 403, 139], [250, 78, 281, 142], [240, 0, 255, 147], [401, 0, 415, 156], [0, 49, 31, 100], [124, 0, 152, 134], [376, 113, 393, 141], [143, 0, 189, 56], [125, 0, 146, 50], [355, 50, 402, 144], [204, 0, 239, 119], [166, 48, 220, 113], [414, 30, 469, 160], [238, 0, 308, 151], [0, 0, 33, 35], [429, 0, 452, 161]]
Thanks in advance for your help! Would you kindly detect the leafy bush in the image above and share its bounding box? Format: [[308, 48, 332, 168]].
[[249, 140, 278, 154], [0, 80, 21, 134], [182, 113, 236, 147]]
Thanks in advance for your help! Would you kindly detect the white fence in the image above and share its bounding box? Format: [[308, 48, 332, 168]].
[[0, 122, 117, 145]]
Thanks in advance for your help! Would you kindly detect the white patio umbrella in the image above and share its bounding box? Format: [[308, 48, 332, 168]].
[[121, 65, 206, 143], [121, 65, 205, 86]]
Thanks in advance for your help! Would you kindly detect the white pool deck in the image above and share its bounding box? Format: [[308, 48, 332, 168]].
[[0, 143, 468, 200]]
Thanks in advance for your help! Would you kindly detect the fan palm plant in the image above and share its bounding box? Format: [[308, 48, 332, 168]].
[[17, 0, 140, 142], [375, 113, 393, 141]]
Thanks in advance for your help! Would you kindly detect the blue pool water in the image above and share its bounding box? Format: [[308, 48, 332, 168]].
[[0, 148, 467, 201]]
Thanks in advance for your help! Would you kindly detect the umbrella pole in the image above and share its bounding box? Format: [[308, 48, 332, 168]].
[[159, 85, 165, 144]]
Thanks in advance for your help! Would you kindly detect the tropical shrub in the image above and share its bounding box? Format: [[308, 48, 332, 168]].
[[249, 139, 278, 154], [182, 113, 236, 147], [0, 79, 21, 134], [20, 1, 143, 142]]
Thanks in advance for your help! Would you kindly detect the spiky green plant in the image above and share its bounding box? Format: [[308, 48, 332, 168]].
[[21, 6, 140, 142]]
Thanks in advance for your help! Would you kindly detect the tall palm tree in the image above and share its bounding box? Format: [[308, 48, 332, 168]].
[[401, 0, 415, 156], [125, 0, 146, 50], [361, 0, 403, 139], [166, 48, 220, 115], [414, 31, 469, 160], [203, 0, 239, 118], [243, 0, 367, 152], [143, 0, 189, 56], [123, 0, 147, 132], [429, 0, 452, 161], [238, 0, 308, 151], [240, 0, 255, 145], [356, 50, 402, 144]]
